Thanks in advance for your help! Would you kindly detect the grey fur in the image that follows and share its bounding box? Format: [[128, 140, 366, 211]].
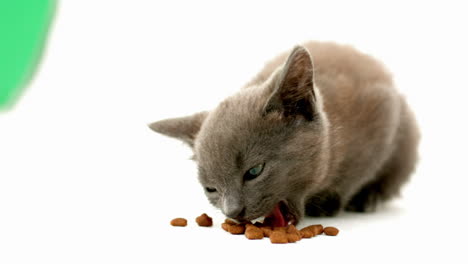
[[149, 41, 420, 223]]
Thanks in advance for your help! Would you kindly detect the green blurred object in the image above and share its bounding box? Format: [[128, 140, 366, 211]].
[[0, 0, 56, 110]]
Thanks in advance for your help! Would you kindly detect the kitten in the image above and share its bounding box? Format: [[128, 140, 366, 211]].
[[149, 41, 420, 226]]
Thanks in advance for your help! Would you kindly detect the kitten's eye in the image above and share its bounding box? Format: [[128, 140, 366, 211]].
[[205, 187, 217, 193], [244, 163, 265, 181]]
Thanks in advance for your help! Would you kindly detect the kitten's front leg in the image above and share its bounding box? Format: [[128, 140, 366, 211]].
[[344, 184, 380, 213], [304, 191, 341, 217]]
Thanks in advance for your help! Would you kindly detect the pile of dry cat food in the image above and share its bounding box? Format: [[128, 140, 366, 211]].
[[170, 213, 339, 244]]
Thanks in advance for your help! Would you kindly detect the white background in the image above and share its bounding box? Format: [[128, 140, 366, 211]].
[[1, 1, 467, 263]]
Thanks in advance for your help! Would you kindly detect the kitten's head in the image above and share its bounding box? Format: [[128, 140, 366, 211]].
[[149, 46, 329, 226]]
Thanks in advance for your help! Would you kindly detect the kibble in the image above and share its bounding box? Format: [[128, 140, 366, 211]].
[[245, 229, 264, 240], [269, 231, 289, 244], [287, 233, 301, 243], [301, 224, 323, 236], [170, 218, 187, 227], [285, 224, 302, 243], [228, 224, 246, 235], [311, 224, 324, 235], [196, 213, 213, 227], [274, 226, 287, 232], [323, 226, 339, 236], [221, 223, 230, 232], [300, 229, 315, 238], [171, 214, 339, 244], [286, 225, 299, 234], [261, 226, 273, 237], [245, 223, 256, 230], [244, 224, 264, 239]]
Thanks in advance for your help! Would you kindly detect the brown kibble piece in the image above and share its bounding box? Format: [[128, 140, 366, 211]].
[[324, 226, 339, 236], [270, 231, 288, 244], [311, 224, 324, 235], [286, 225, 302, 242], [261, 226, 272, 237], [273, 226, 287, 232], [287, 233, 301, 243], [300, 229, 315, 238], [228, 224, 246, 234], [246, 224, 261, 232], [301, 224, 323, 235], [286, 225, 300, 235], [196, 213, 213, 227], [286, 225, 296, 233], [221, 223, 231, 232], [170, 218, 187, 227], [245, 225, 263, 239], [245, 223, 255, 229], [245, 229, 264, 240]]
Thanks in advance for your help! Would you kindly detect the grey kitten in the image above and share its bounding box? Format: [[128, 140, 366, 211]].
[[149, 41, 420, 227]]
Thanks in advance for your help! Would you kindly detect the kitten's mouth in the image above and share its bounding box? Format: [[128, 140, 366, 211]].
[[263, 201, 296, 227]]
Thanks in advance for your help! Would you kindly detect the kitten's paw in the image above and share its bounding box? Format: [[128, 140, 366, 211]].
[[305, 192, 341, 217], [344, 185, 379, 213]]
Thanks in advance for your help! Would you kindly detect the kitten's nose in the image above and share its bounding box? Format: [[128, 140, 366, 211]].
[[224, 206, 245, 220], [225, 206, 246, 220], [222, 196, 245, 219]]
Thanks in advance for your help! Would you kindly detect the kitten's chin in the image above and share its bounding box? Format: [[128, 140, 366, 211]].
[[263, 201, 297, 227]]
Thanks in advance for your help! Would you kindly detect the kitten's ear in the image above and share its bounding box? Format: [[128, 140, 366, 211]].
[[148, 111, 208, 147], [264, 46, 316, 121]]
